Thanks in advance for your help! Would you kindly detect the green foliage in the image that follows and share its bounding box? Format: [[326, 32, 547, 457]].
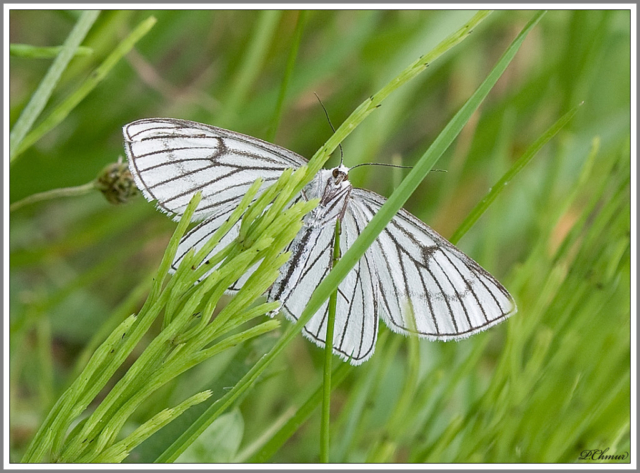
[[10, 10, 99, 161], [177, 409, 244, 463], [10, 8, 630, 464]]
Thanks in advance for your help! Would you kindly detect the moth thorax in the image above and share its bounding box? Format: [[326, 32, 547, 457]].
[[305, 168, 352, 226]]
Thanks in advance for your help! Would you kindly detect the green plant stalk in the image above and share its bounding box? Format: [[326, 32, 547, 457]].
[[409, 336, 491, 462], [186, 215, 308, 349], [244, 168, 310, 244], [184, 321, 281, 370], [332, 335, 387, 462], [12, 16, 157, 160], [542, 374, 630, 462], [237, 407, 297, 462], [10, 10, 99, 161], [163, 178, 266, 322], [153, 221, 310, 463], [385, 326, 420, 440], [10, 181, 96, 212], [35, 314, 54, 412], [155, 11, 541, 463], [215, 301, 282, 338], [320, 219, 341, 463], [449, 100, 583, 245], [163, 177, 268, 323], [56, 239, 198, 459], [166, 172, 306, 351], [267, 10, 308, 142], [582, 160, 630, 248], [202, 252, 286, 335], [171, 278, 230, 345], [536, 130, 596, 248], [239, 174, 287, 239], [462, 171, 629, 462], [164, 249, 199, 318], [507, 136, 600, 298], [484, 141, 624, 408], [173, 241, 288, 347], [139, 192, 204, 306], [10, 43, 93, 58], [551, 146, 629, 267], [170, 263, 287, 370], [422, 415, 465, 462], [362, 335, 406, 463]]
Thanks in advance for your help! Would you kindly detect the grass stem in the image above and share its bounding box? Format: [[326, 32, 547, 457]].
[[320, 219, 341, 462]]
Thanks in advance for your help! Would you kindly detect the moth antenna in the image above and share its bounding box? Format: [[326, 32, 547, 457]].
[[350, 162, 448, 173], [314, 92, 344, 166]]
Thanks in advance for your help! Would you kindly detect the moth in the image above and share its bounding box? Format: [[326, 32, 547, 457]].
[[124, 118, 516, 365]]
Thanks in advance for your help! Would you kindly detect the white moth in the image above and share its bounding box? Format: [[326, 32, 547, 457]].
[[123, 118, 516, 365]]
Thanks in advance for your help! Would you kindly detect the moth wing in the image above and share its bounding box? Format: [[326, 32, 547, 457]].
[[268, 205, 379, 365], [351, 188, 517, 340], [123, 118, 307, 276]]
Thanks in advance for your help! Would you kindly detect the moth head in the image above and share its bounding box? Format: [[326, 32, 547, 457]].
[[331, 165, 349, 184]]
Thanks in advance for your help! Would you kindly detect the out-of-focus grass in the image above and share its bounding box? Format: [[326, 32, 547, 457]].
[[9, 9, 630, 463]]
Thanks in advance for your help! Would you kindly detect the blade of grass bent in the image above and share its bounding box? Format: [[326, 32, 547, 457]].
[[155, 11, 543, 463]]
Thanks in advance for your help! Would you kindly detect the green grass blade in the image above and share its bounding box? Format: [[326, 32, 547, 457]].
[[11, 15, 157, 161], [449, 100, 583, 245], [267, 10, 307, 142], [10, 10, 99, 162], [10, 44, 93, 59], [320, 219, 341, 462], [38, 195, 199, 462]]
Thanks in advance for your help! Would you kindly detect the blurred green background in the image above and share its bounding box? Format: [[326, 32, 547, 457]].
[[9, 9, 631, 463]]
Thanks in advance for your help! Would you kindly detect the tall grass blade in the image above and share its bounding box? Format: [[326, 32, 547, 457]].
[[450, 100, 583, 245]]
